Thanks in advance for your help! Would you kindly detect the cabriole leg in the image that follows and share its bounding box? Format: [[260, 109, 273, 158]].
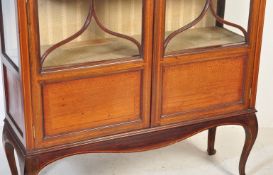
[[2, 123, 40, 175], [2, 124, 19, 175], [239, 114, 258, 175], [19, 160, 40, 175]]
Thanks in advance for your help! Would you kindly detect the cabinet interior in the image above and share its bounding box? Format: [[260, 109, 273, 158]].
[[38, 0, 143, 68], [38, 0, 247, 68], [164, 0, 246, 54]]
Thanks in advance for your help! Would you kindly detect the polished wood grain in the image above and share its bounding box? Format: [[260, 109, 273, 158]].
[[3, 66, 25, 136], [239, 114, 258, 175], [250, 0, 267, 107], [152, 51, 250, 126], [162, 56, 245, 116], [15, 0, 34, 150], [43, 71, 142, 137]]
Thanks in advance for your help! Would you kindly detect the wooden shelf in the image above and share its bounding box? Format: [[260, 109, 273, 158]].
[[42, 37, 141, 68], [166, 27, 245, 54], [42, 27, 245, 68]]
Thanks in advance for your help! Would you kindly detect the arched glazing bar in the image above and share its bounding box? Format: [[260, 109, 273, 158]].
[[164, 0, 248, 52], [41, 0, 142, 65]]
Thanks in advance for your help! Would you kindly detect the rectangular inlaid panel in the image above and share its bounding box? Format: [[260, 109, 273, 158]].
[[162, 56, 245, 116], [43, 71, 142, 137], [4, 66, 24, 135]]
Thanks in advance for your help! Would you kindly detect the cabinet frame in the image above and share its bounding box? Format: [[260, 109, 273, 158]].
[[151, 0, 264, 126], [1, 0, 267, 174], [25, 0, 155, 148]]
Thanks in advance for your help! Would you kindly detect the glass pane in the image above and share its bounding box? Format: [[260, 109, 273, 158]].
[[38, 0, 143, 68], [224, 0, 250, 33], [165, 0, 250, 55], [1, 0, 20, 66]]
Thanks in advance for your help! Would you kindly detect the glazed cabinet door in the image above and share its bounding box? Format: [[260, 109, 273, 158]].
[[0, 0, 27, 145], [152, 0, 257, 126], [28, 0, 154, 148]]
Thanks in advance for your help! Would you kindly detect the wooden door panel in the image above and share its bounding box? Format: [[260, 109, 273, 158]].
[[162, 56, 245, 116], [151, 0, 253, 126], [43, 71, 142, 138], [152, 53, 250, 126], [30, 0, 154, 148], [3, 66, 25, 138]]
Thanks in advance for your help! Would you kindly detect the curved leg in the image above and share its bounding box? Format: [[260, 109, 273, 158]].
[[2, 124, 19, 175], [3, 142, 18, 175], [19, 159, 40, 175], [2, 114, 258, 175], [207, 127, 217, 155], [239, 114, 258, 175], [2, 123, 40, 175]]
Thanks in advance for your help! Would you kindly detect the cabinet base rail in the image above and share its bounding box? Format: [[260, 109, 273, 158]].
[[2, 113, 258, 175]]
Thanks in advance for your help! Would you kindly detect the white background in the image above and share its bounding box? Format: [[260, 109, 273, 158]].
[[0, 1, 273, 127]]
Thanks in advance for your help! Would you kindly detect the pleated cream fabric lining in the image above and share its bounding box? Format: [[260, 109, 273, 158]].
[[38, 0, 216, 46], [38, 0, 143, 46], [165, 0, 217, 32]]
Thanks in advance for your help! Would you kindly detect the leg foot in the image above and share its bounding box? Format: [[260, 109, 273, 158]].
[[2, 125, 19, 175], [239, 114, 258, 175], [207, 127, 217, 155], [19, 160, 39, 175], [2, 123, 40, 175], [3, 142, 18, 175]]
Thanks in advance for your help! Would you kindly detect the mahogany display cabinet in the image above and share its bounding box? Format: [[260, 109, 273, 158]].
[[1, 0, 266, 174]]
